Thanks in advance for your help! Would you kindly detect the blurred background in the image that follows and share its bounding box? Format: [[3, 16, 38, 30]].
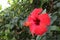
[[0, 0, 60, 40]]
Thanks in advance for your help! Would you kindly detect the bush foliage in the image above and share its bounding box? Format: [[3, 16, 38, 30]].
[[0, 0, 60, 40]]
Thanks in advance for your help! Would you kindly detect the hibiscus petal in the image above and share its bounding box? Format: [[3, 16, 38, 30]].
[[30, 8, 43, 16], [29, 25, 37, 36], [35, 23, 47, 36], [27, 8, 43, 24], [39, 13, 50, 26], [29, 8, 43, 19]]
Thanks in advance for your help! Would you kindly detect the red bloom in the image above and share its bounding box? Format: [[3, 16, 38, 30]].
[[24, 8, 50, 36]]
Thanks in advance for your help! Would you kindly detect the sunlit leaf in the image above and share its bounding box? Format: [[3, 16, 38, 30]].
[[0, 5, 2, 10]]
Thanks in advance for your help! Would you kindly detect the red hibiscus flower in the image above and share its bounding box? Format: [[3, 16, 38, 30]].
[[23, 8, 50, 36]]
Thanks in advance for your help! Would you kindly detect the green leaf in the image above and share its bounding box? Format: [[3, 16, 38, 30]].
[[30, 0, 33, 4], [42, 9, 46, 13], [50, 25, 60, 31], [51, 15, 57, 25], [8, 0, 13, 5], [36, 35, 41, 40], [50, 26, 57, 30], [0, 5, 2, 10], [31, 39, 35, 40], [57, 2, 60, 7]]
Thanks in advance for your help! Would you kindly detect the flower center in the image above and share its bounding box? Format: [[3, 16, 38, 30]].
[[33, 18, 40, 25]]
